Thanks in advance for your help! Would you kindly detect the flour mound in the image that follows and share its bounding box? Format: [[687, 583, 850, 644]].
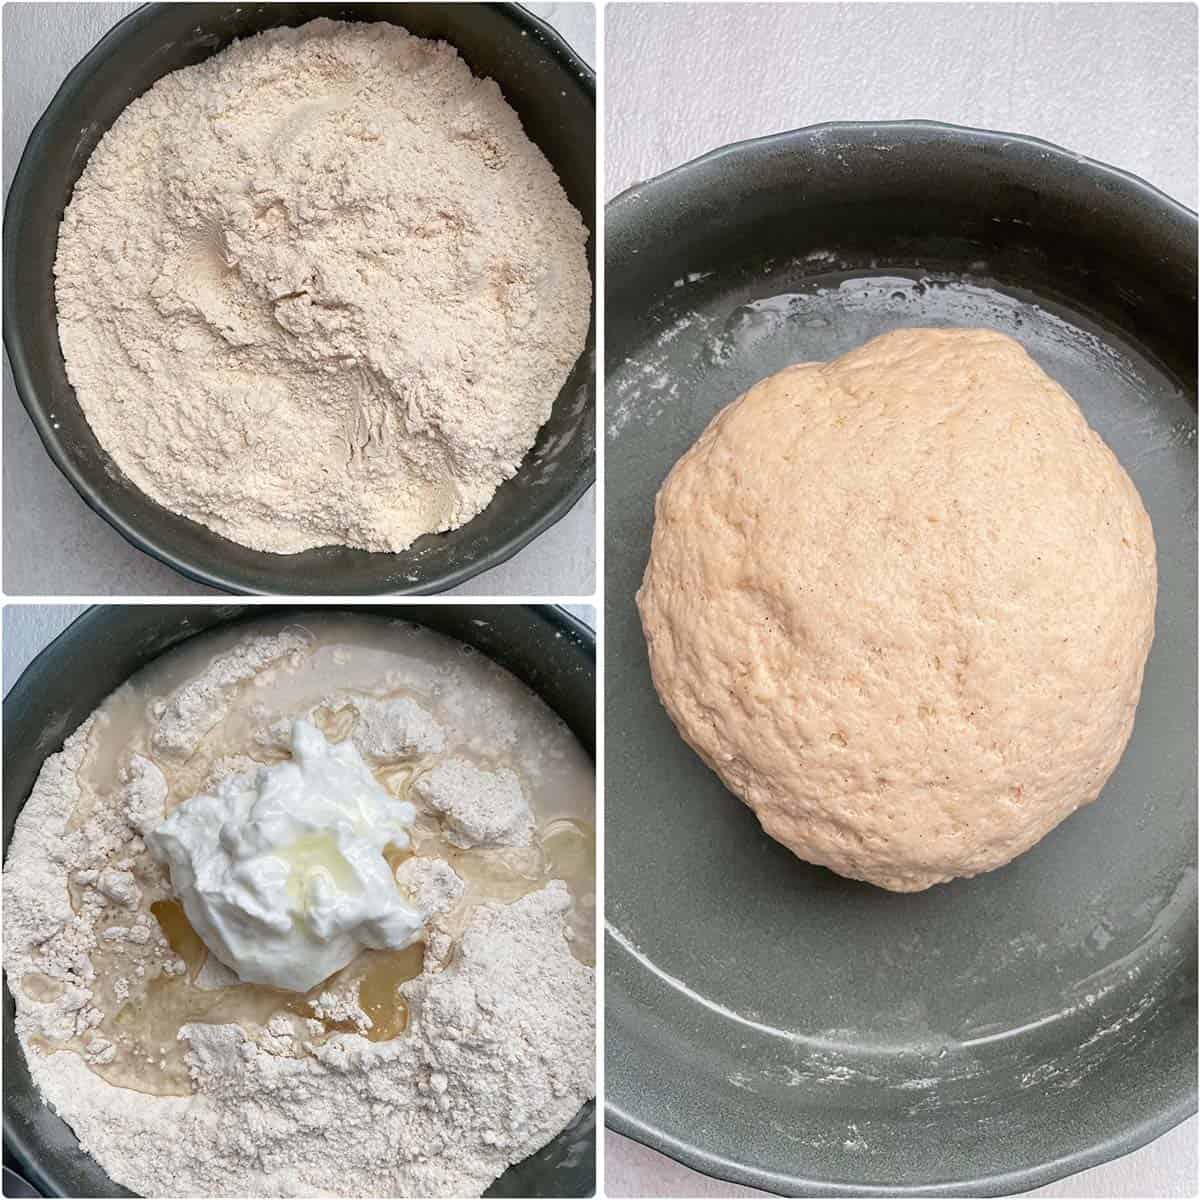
[[416, 758, 533, 848], [396, 857, 467, 920], [639, 328, 1157, 891], [120, 755, 169, 837], [351, 696, 447, 759], [54, 18, 590, 555], [164, 885, 592, 1198], [4, 722, 179, 1049], [152, 631, 311, 759]]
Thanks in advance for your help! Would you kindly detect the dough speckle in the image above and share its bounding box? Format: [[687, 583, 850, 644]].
[[638, 328, 1156, 891]]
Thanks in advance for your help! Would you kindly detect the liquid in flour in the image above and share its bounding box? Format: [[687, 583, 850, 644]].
[[30, 613, 594, 1097]]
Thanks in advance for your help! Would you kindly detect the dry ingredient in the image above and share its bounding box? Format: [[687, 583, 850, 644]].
[[4, 616, 595, 1196], [416, 758, 534, 849], [54, 19, 591, 554]]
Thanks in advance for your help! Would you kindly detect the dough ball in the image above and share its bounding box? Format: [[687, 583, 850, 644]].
[[638, 328, 1156, 892]]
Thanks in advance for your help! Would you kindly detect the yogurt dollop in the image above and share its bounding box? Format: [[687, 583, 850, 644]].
[[148, 720, 422, 992]]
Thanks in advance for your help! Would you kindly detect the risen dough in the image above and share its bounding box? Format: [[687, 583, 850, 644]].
[[638, 328, 1156, 892]]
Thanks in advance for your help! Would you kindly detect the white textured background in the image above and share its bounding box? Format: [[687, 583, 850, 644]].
[[1, 1, 595, 597], [606, 2, 1197, 207], [605, 2, 1197, 1197]]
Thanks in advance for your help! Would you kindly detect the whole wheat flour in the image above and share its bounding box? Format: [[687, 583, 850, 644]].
[[54, 19, 591, 554], [4, 626, 595, 1197], [416, 759, 533, 849]]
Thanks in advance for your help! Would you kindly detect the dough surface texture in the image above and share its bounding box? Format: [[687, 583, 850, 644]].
[[638, 328, 1156, 891]]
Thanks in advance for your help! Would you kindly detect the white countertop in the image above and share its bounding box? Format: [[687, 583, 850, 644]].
[[605, 3, 1197, 1196], [1, 1, 595, 597], [606, 2, 1197, 207]]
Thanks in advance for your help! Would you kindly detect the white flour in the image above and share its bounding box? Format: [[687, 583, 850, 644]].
[[416, 759, 534, 849], [4, 624, 594, 1196], [54, 19, 591, 554], [151, 632, 309, 760]]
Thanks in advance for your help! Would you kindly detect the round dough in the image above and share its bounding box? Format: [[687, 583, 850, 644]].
[[638, 328, 1156, 892]]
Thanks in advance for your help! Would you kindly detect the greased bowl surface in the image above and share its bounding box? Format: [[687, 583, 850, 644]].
[[605, 122, 1197, 1196]]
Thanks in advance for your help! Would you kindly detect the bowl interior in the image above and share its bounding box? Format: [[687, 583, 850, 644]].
[[3, 604, 596, 1197], [4, 2, 595, 594], [605, 124, 1197, 1196]]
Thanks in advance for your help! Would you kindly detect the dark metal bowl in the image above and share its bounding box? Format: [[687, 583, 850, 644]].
[[605, 122, 1197, 1196], [3, 604, 595, 1197], [3, 3, 595, 595]]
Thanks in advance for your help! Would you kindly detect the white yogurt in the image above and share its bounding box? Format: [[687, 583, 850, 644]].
[[148, 720, 422, 992]]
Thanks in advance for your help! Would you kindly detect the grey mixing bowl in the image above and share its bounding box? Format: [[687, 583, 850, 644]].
[[606, 123, 1197, 1196], [3, 3, 595, 595], [3, 604, 596, 1197]]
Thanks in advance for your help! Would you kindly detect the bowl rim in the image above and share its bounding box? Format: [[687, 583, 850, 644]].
[[3, 601, 596, 1198], [604, 118, 1198, 1198], [2, 1, 596, 596], [1, 601, 596, 710], [607, 117, 1198, 225], [607, 1068, 1196, 1199]]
